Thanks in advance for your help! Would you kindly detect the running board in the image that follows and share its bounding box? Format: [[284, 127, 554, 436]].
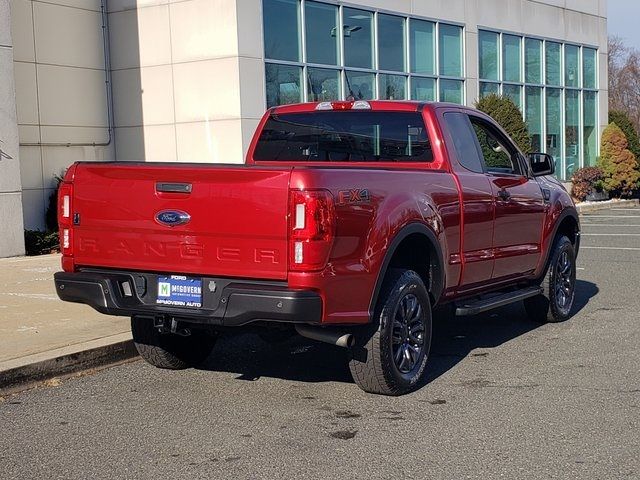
[[455, 286, 543, 316]]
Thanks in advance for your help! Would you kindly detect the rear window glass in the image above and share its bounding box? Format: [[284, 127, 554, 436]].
[[253, 111, 433, 162]]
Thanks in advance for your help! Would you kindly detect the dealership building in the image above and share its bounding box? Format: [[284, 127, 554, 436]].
[[0, 0, 608, 257]]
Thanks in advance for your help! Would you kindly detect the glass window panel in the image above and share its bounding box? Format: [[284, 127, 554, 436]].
[[439, 24, 463, 77], [525, 38, 542, 84], [565, 44, 580, 88], [305, 1, 339, 65], [411, 77, 436, 101], [265, 63, 302, 108], [440, 79, 463, 104], [444, 112, 485, 173], [343, 8, 373, 69], [503, 84, 522, 110], [254, 111, 433, 162], [502, 34, 522, 83], [479, 82, 499, 98], [378, 14, 405, 72], [546, 88, 563, 174], [583, 91, 598, 166], [525, 86, 543, 152], [583, 47, 597, 89], [345, 71, 375, 100], [546, 41, 562, 86], [479, 31, 499, 81], [379, 74, 407, 100], [470, 119, 517, 173], [263, 0, 300, 62], [565, 89, 580, 179], [307, 68, 341, 102], [410, 20, 435, 75]]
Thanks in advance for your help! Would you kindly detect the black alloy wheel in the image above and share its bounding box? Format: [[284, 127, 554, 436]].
[[392, 293, 427, 374]]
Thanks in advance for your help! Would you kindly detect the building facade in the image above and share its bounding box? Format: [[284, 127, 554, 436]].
[[0, 0, 608, 257], [0, 0, 24, 257]]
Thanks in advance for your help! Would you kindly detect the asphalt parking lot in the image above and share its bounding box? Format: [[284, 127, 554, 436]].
[[1, 206, 639, 480]]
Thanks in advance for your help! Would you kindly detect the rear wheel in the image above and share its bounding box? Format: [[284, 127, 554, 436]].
[[349, 269, 432, 396], [524, 235, 576, 323], [131, 317, 217, 369]]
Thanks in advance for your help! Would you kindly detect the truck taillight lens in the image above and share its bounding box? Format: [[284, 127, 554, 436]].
[[289, 190, 336, 272], [58, 183, 74, 257]]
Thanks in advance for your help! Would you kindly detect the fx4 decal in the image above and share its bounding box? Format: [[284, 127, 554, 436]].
[[337, 189, 371, 205]]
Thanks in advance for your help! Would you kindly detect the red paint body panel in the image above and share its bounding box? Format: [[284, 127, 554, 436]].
[[287, 167, 460, 324], [59, 101, 578, 325], [489, 175, 546, 280], [70, 164, 292, 280]]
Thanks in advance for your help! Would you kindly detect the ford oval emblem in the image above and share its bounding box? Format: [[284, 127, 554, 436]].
[[155, 210, 191, 227]]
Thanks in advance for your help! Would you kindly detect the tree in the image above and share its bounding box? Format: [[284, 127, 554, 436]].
[[609, 110, 640, 167], [609, 36, 640, 133], [598, 123, 640, 196], [475, 94, 532, 154]]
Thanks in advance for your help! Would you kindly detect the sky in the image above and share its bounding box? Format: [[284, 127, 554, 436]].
[[608, 0, 640, 51]]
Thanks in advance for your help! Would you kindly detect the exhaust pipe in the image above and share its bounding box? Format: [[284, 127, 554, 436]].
[[295, 325, 355, 348]]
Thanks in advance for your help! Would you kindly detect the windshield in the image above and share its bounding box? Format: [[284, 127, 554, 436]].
[[253, 111, 433, 162]]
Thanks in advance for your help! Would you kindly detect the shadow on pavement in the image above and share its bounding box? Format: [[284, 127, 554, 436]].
[[572, 280, 599, 314], [198, 332, 353, 383], [197, 281, 600, 388]]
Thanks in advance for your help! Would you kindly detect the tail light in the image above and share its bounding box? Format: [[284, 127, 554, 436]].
[[58, 182, 75, 268], [289, 190, 336, 272]]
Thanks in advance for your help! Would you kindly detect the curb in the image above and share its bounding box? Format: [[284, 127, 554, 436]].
[[576, 198, 639, 214], [0, 333, 138, 395]]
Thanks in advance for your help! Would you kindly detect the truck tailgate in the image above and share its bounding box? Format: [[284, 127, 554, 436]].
[[71, 163, 291, 280]]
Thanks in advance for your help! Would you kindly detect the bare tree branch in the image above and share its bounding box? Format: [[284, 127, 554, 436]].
[[609, 36, 640, 132]]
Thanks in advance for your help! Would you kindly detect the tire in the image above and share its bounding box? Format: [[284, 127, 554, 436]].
[[131, 317, 217, 369], [349, 269, 432, 396], [524, 235, 576, 323]]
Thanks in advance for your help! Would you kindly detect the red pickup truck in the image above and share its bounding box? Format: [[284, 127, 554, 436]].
[[54, 100, 580, 395]]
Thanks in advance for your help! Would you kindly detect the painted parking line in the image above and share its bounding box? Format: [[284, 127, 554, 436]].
[[580, 224, 640, 227], [581, 233, 640, 236], [580, 216, 640, 219], [580, 246, 640, 251]]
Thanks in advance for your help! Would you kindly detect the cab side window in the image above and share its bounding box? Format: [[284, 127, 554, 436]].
[[469, 117, 521, 175], [443, 112, 484, 174]]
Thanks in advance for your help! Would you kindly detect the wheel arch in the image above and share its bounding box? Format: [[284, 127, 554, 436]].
[[540, 207, 580, 278], [368, 223, 445, 318]]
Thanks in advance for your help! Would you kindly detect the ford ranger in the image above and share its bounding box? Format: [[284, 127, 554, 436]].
[[54, 100, 580, 395]]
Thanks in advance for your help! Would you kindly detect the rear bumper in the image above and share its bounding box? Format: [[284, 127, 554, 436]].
[[54, 270, 322, 327]]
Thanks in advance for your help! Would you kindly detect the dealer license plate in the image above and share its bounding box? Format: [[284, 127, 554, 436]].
[[156, 275, 203, 308]]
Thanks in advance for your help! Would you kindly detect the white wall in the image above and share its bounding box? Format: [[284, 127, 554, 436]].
[[0, 0, 25, 256], [11, 0, 114, 231], [108, 0, 262, 164]]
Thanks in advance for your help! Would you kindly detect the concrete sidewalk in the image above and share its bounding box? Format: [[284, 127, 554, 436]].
[[0, 254, 134, 391]]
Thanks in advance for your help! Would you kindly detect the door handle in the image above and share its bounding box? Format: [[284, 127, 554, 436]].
[[497, 189, 511, 201], [156, 182, 192, 193]]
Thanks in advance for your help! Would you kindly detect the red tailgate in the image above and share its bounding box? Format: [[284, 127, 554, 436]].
[[70, 163, 292, 280]]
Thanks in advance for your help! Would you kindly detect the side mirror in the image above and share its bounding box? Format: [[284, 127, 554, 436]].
[[528, 153, 555, 177]]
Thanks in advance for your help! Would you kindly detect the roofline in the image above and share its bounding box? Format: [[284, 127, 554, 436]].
[[268, 100, 485, 115]]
